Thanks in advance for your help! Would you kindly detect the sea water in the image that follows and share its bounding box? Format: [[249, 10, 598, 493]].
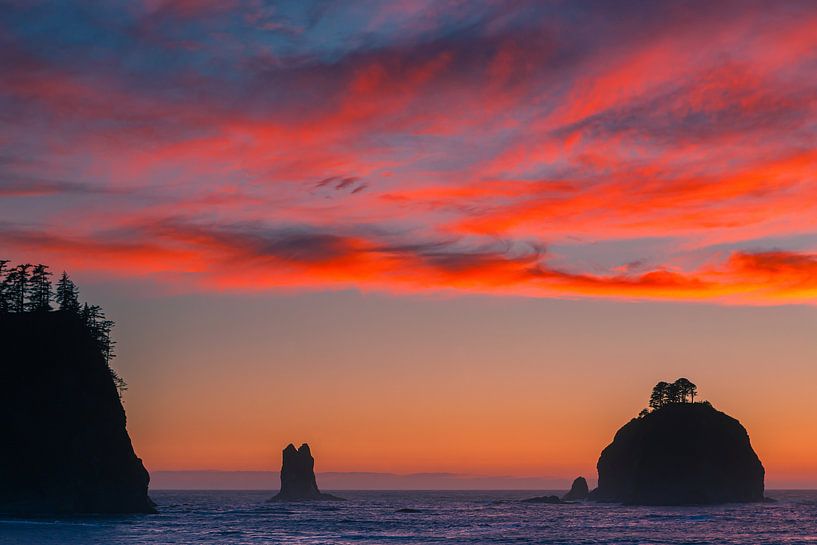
[[1, 490, 816, 544]]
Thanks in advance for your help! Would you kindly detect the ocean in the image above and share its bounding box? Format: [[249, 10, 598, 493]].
[[1, 490, 816, 544]]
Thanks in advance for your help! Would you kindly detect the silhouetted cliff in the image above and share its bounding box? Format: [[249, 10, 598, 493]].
[[270, 443, 342, 501], [591, 402, 764, 505], [0, 311, 155, 514]]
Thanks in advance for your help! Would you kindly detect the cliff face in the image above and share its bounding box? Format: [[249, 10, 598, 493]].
[[270, 443, 341, 501], [592, 403, 764, 505], [0, 311, 155, 514]]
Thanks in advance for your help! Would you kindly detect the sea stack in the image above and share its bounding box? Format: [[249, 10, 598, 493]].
[[270, 443, 342, 501], [562, 476, 589, 501], [591, 394, 765, 505], [0, 311, 155, 514]]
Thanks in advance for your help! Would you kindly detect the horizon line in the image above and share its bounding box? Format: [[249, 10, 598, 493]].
[[148, 470, 817, 491]]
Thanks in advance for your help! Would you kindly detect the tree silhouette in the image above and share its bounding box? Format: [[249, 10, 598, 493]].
[[666, 381, 682, 404], [648, 378, 699, 411], [6, 263, 32, 313], [649, 381, 670, 410], [0, 260, 10, 313], [55, 272, 80, 313], [82, 303, 117, 365], [1, 260, 126, 398], [110, 369, 128, 398], [674, 377, 697, 403], [29, 264, 53, 312]]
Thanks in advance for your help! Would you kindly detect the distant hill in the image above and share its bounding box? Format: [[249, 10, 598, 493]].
[[0, 311, 155, 514], [150, 470, 577, 491]]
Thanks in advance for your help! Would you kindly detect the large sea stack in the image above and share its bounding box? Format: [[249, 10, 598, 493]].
[[0, 311, 155, 514], [270, 443, 342, 501], [591, 402, 765, 505]]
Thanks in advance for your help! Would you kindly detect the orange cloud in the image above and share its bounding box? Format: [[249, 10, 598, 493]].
[[4, 220, 815, 304]]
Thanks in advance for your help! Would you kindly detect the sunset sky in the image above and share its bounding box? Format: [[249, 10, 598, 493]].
[[2, 0, 817, 487]]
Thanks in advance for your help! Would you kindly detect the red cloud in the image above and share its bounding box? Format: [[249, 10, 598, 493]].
[[3, 222, 815, 304]]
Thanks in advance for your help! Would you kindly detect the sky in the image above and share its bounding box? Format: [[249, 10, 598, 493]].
[[1, 0, 817, 488]]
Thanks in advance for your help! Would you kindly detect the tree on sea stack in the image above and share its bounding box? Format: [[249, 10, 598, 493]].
[[648, 378, 698, 411], [649, 381, 670, 410], [674, 378, 697, 402]]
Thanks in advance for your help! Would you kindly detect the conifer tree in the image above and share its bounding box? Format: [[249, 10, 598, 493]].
[[0, 260, 10, 313], [97, 316, 117, 365], [665, 381, 682, 404], [55, 271, 80, 313], [110, 369, 128, 399], [649, 381, 669, 410], [29, 264, 53, 312], [648, 378, 699, 411], [673, 378, 697, 403], [82, 304, 116, 365], [6, 263, 32, 313], [80, 302, 91, 324]]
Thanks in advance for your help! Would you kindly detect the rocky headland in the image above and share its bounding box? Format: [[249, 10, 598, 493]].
[[0, 311, 155, 514]]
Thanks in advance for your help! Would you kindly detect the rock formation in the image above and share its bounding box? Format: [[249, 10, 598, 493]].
[[269, 443, 342, 501], [0, 311, 156, 514], [562, 476, 589, 501], [521, 494, 563, 504], [590, 402, 765, 505]]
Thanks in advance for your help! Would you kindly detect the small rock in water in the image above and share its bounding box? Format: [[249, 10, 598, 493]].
[[562, 477, 590, 501], [521, 495, 562, 504]]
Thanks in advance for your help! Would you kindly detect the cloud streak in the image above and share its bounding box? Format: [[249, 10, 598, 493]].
[[3, 221, 815, 304]]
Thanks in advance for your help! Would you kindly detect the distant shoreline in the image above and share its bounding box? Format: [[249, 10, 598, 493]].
[[149, 471, 817, 491], [150, 471, 582, 491]]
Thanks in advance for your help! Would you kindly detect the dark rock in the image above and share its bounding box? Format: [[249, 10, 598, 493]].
[[0, 311, 156, 515], [269, 443, 342, 501], [521, 495, 562, 504], [562, 476, 589, 501], [590, 402, 765, 505], [395, 507, 422, 513]]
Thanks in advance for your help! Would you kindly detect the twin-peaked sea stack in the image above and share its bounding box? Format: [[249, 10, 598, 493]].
[[269, 443, 342, 501], [0, 311, 155, 514], [590, 400, 765, 505]]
